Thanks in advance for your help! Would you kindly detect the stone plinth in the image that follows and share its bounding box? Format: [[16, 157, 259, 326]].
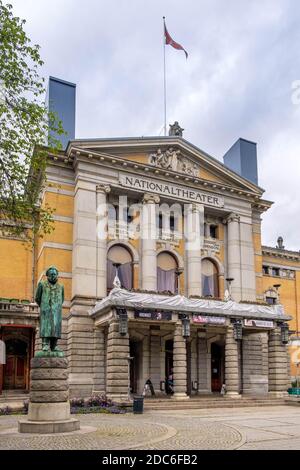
[[18, 356, 80, 434]]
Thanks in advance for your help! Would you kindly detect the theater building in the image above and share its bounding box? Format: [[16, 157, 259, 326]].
[[0, 124, 295, 400]]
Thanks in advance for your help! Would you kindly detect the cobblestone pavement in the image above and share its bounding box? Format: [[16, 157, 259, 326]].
[[1, 405, 300, 450]]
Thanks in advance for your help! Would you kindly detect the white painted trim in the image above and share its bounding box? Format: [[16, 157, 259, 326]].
[[262, 261, 298, 271], [45, 187, 75, 197], [53, 215, 74, 224], [201, 255, 225, 276], [107, 239, 139, 264], [156, 246, 184, 271], [37, 242, 73, 261]]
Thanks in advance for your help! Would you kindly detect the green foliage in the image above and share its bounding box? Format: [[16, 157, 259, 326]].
[[0, 1, 65, 242]]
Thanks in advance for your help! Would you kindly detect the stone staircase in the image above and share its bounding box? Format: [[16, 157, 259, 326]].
[[144, 396, 287, 410], [0, 391, 29, 410]]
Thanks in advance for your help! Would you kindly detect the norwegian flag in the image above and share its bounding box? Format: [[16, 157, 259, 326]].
[[164, 19, 188, 59]]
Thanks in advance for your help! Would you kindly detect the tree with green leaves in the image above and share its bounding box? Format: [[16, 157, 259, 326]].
[[0, 1, 64, 242]]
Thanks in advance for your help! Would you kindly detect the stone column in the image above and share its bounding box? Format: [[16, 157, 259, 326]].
[[268, 327, 289, 397], [190, 337, 198, 395], [239, 218, 256, 301], [96, 184, 111, 299], [172, 321, 188, 399], [141, 193, 160, 291], [261, 331, 269, 384], [205, 222, 210, 238], [106, 318, 130, 401], [185, 203, 204, 297], [225, 325, 241, 397], [226, 213, 242, 301]]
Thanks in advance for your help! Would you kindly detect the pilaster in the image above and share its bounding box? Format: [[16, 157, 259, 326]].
[[268, 327, 289, 397], [106, 319, 130, 401]]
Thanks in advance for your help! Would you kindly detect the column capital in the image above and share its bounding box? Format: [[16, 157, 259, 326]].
[[96, 183, 111, 194], [143, 193, 160, 204], [223, 212, 240, 224], [185, 202, 204, 213]]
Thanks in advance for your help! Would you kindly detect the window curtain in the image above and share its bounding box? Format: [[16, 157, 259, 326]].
[[118, 262, 132, 290], [202, 274, 218, 297], [107, 259, 116, 290], [157, 267, 177, 293], [107, 259, 132, 290]]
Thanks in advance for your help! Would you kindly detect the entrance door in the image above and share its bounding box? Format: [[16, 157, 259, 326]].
[[211, 343, 224, 392], [130, 341, 142, 394], [186, 341, 192, 396], [165, 340, 173, 394], [3, 339, 27, 390]]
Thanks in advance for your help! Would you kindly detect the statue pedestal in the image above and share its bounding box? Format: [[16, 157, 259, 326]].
[[18, 356, 80, 434]]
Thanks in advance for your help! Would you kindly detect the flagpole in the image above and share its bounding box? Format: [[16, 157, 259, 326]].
[[163, 16, 167, 136]]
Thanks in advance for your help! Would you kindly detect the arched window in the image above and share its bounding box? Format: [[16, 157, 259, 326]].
[[202, 259, 219, 298], [107, 245, 133, 291], [157, 252, 178, 294]]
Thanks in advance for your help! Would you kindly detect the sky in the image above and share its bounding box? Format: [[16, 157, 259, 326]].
[[8, 0, 300, 251]]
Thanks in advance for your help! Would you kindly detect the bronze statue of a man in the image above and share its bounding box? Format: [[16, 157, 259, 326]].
[[35, 266, 64, 353]]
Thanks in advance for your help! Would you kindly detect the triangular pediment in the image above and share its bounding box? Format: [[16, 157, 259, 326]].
[[67, 136, 264, 195]]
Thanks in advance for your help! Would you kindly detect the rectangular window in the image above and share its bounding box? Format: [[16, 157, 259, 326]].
[[170, 215, 175, 232], [262, 266, 269, 275], [272, 267, 280, 277], [266, 296, 276, 305], [158, 214, 163, 230], [209, 225, 218, 239]]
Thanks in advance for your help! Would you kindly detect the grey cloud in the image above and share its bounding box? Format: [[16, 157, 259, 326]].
[[9, 0, 300, 250]]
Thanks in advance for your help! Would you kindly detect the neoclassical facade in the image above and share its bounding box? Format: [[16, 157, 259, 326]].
[[0, 135, 294, 399]]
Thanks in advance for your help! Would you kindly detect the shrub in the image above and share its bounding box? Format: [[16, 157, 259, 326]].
[[86, 394, 114, 408], [69, 393, 124, 414], [69, 397, 85, 408]]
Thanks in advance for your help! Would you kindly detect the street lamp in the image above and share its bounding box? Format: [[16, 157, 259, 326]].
[[233, 319, 243, 340], [280, 322, 289, 345], [116, 308, 128, 336], [179, 314, 190, 339]]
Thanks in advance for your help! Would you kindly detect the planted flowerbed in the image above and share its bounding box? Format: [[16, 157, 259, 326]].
[[0, 395, 126, 416], [70, 394, 126, 414]]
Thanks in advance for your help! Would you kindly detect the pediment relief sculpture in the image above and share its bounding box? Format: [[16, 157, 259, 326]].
[[149, 147, 199, 177]]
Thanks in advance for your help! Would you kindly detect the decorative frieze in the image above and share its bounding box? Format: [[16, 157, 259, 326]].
[[149, 147, 199, 177]]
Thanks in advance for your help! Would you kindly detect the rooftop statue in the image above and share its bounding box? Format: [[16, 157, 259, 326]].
[[35, 266, 64, 357], [169, 121, 184, 137]]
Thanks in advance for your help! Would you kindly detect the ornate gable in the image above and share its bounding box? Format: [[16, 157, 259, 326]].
[[67, 136, 265, 195]]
